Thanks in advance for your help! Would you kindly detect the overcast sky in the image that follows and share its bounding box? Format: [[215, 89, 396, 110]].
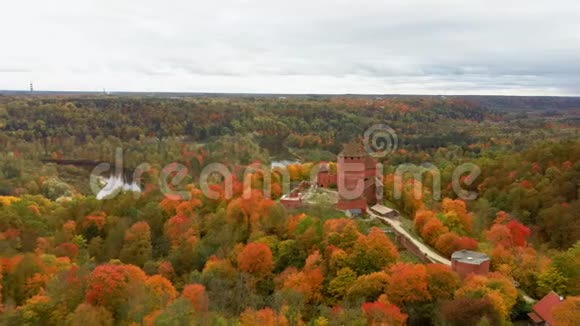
[[1, 0, 579, 95]]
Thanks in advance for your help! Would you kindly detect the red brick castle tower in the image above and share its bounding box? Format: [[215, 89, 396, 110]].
[[335, 142, 379, 213]]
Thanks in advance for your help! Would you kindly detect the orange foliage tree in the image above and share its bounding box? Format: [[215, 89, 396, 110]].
[[385, 263, 431, 305], [82, 213, 107, 231], [435, 232, 478, 257], [441, 198, 473, 234], [164, 215, 196, 249], [159, 184, 203, 217], [361, 294, 407, 326], [145, 275, 177, 310], [421, 218, 448, 246], [278, 260, 324, 304], [485, 211, 530, 249], [62, 220, 77, 241], [55, 242, 79, 261], [454, 272, 518, 320], [239, 307, 288, 326], [413, 209, 436, 234], [85, 264, 147, 311], [425, 264, 461, 300], [506, 220, 530, 247], [181, 284, 209, 312], [349, 227, 398, 274], [552, 296, 580, 326], [158, 261, 175, 280], [226, 189, 275, 237], [323, 218, 361, 250], [237, 242, 274, 275], [414, 201, 478, 257]]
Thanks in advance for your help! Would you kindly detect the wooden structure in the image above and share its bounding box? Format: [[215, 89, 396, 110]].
[[370, 204, 400, 219]]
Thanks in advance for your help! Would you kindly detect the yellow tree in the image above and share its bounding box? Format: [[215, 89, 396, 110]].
[[145, 275, 177, 310], [454, 273, 517, 320], [552, 296, 580, 326]]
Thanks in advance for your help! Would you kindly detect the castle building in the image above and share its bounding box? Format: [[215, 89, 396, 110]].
[[316, 163, 336, 188], [334, 142, 380, 214], [279, 190, 302, 210], [451, 250, 490, 279]]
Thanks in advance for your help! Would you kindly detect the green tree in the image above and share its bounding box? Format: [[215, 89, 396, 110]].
[[120, 222, 152, 267], [327, 267, 357, 304]]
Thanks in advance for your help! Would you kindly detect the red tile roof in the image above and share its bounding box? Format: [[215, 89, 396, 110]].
[[532, 291, 562, 325], [340, 142, 367, 157], [527, 312, 543, 324]]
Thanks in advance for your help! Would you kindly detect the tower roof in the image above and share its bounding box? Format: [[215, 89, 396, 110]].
[[340, 141, 367, 157], [451, 250, 489, 265]]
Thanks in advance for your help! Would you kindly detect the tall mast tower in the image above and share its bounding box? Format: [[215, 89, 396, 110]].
[[29, 82, 34, 92]]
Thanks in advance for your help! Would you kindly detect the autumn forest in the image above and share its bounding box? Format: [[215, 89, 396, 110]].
[[0, 94, 578, 325]]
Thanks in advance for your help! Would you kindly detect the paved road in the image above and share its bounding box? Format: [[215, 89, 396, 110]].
[[367, 211, 452, 266]]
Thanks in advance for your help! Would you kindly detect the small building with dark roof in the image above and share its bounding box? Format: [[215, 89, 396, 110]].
[[370, 204, 400, 219], [451, 250, 490, 279]]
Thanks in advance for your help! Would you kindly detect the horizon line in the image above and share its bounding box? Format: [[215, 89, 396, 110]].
[[2, 89, 580, 98]]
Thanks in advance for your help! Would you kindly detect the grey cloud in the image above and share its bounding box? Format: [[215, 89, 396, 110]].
[[1, 0, 579, 95]]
